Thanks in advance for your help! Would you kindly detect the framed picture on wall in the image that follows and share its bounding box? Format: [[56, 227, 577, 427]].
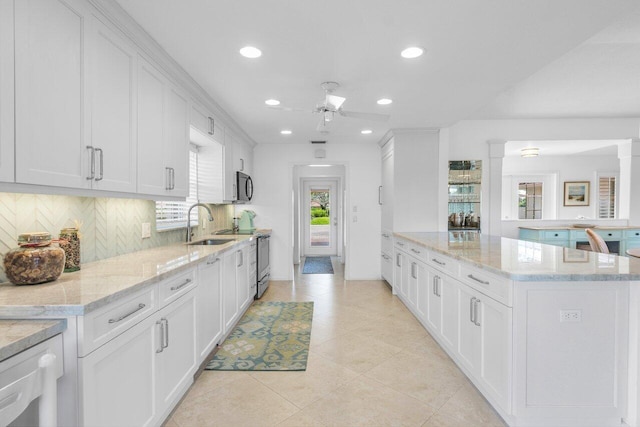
[[564, 181, 590, 206]]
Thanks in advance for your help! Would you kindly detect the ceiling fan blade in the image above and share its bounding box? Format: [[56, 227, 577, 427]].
[[338, 110, 390, 122], [325, 94, 346, 111], [267, 105, 313, 113]]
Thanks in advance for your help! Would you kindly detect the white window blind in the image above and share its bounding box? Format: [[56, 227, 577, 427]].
[[155, 149, 199, 231], [598, 175, 616, 219]]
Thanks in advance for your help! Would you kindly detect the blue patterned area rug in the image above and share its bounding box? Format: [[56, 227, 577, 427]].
[[206, 301, 313, 371], [302, 256, 334, 274]]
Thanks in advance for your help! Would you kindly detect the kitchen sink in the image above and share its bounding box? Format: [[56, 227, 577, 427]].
[[188, 239, 234, 246]]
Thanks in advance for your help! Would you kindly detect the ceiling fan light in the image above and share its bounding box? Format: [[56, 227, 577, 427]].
[[324, 110, 334, 122], [239, 46, 262, 58], [265, 99, 280, 106], [401, 47, 424, 59], [361, 129, 373, 135], [280, 130, 292, 135], [521, 147, 539, 158], [377, 98, 393, 105]]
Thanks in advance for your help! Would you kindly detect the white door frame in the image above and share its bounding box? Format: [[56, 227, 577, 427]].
[[302, 178, 341, 257]]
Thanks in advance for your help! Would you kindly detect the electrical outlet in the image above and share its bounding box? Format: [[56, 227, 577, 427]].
[[560, 310, 582, 322], [141, 223, 151, 239]]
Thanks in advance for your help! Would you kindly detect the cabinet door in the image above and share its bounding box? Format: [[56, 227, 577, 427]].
[[196, 257, 223, 362], [440, 275, 459, 351], [89, 16, 136, 192], [156, 291, 197, 415], [457, 285, 481, 373], [190, 101, 211, 137], [137, 57, 165, 196], [380, 147, 394, 230], [0, 0, 14, 182], [393, 251, 406, 299], [80, 314, 157, 427], [407, 259, 419, 311], [236, 246, 250, 312], [164, 84, 189, 197], [223, 132, 237, 201], [197, 142, 225, 203], [425, 272, 441, 332], [414, 261, 428, 321], [15, 0, 90, 189], [222, 249, 239, 332]]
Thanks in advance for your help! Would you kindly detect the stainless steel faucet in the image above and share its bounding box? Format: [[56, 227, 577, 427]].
[[186, 203, 214, 242]]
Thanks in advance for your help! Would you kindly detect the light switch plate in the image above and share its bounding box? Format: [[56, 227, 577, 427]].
[[141, 222, 151, 239]]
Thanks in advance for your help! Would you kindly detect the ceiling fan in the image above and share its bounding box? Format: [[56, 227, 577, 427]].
[[269, 81, 390, 132]]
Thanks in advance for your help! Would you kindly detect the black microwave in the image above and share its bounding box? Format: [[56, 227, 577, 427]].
[[236, 171, 253, 202]]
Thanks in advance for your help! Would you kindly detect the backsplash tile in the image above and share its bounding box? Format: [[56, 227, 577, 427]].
[[0, 193, 233, 283]]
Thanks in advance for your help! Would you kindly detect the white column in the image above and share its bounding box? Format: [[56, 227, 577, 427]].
[[487, 140, 506, 237], [618, 139, 640, 224]]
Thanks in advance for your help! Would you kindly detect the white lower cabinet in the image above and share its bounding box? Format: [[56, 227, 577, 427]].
[[222, 249, 239, 333], [236, 243, 250, 313], [196, 256, 222, 362]]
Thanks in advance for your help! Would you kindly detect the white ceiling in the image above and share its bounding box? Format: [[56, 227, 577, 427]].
[[115, 0, 637, 145]]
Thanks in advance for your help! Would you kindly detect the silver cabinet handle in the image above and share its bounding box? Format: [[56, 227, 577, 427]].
[[474, 299, 481, 326], [396, 253, 402, 267], [171, 167, 176, 190], [156, 320, 164, 353], [170, 278, 192, 291], [94, 148, 104, 181], [431, 258, 445, 266], [237, 250, 243, 267], [468, 274, 490, 285], [162, 318, 169, 349], [208, 117, 214, 135], [382, 233, 389, 238], [411, 248, 421, 254], [109, 303, 146, 324], [397, 242, 405, 247], [470, 297, 476, 324], [411, 262, 417, 279], [240, 158, 244, 171], [436, 277, 441, 297], [165, 167, 172, 190], [207, 257, 221, 265], [86, 146, 95, 180], [378, 186, 383, 205], [433, 276, 437, 295]]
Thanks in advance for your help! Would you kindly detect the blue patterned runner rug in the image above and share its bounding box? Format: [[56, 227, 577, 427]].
[[302, 256, 334, 274], [206, 301, 313, 371]]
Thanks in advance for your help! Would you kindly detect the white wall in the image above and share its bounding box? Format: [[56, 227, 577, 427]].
[[251, 143, 381, 281], [447, 118, 640, 236]]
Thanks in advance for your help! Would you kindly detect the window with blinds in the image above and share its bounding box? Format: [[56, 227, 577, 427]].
[[155, 148, 199, 231], [598, 175, 616, 219]]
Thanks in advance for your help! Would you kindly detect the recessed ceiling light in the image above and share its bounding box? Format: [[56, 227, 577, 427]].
[[280, 130, 292, 135], [401, 47, 424, 59], [361, 129, 373, 135], [239, 46, 262, 58], [377, 98, 393, 105], [265, 99, 280, 106]]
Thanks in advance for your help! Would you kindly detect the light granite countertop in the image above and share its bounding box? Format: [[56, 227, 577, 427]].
[[0, 319, 66, 362], [0, 230, 270, 317], [396, 232, 640, 281]]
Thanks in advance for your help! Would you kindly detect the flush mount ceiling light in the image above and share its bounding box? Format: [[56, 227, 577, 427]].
[[239, 46, 262, 58], [280, 130, 292, 135], [265, 99, 280, 106], [401, 47, 424, 59], [377, 98, 393, 105], [521, 147, 539, 158], [361, 129, 373, 135]]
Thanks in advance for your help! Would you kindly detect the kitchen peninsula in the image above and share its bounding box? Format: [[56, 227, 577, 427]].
[[393, 231, 640, 427], [0, 232, 269, 426]]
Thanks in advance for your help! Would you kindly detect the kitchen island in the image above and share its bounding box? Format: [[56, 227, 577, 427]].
[[393, 231, 640, 427]]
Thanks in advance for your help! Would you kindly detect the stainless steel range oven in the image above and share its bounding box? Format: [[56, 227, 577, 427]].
[[256, 234, 270, 299]]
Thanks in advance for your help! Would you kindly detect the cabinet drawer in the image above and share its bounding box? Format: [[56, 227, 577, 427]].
[[459, 264, 512, 307], [624, 229, 640, 240], [79, 286, 157, 356], [426, 252, 459, 277], [406, 243, 428, 263], [597, 230, 622, 240], [394, 237, 408, 252], [541, 230, 569, 240], [381, 231, 393, 254], [158, 269, 196, 308]]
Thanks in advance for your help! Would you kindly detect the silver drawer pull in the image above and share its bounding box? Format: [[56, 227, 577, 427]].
[[207, 258, 221, 265], [411, 248, 420, 254], [109, 303, 146, 324], [170, 278, 192, 291], [397, 242, 404, 247], [382, 233, 389, 238], [431, 258, 445, 266], [467, 274, 490, 285]]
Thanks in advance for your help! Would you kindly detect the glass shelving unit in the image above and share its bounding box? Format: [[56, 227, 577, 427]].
[[448, 160, 481, 232]]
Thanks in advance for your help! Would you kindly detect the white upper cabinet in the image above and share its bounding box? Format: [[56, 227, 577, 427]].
[[137, 57, 189, 198], [14, 0, 91, 189], [223, 131, 237, 202], [190, 101, 219, 140], [0, 0, 14, 183], [88, 14, 137, 193]]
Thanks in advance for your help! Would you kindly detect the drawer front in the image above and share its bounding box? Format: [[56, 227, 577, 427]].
[[597, 230, 622, 240], [426, 251, 459, 277], [459, 264, 512, 307], [624, 229, 640, 240], [381, 252, 393, 283], [406, 243, 428, 263], [381, 230, 393, 254], [158, 269, 197, 307], [394, 237, 409, 252], [79, 286, 156, 356], [541, 230, 569, 240]]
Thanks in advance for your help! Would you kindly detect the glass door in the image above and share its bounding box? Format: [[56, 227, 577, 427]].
[[303, 180, 337, 256]]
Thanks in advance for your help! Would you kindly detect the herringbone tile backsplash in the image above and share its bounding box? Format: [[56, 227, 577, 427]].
[[0, 193, 234, 282]]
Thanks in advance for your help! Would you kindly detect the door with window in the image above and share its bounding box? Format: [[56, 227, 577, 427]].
[[303, 180, 338, 256]]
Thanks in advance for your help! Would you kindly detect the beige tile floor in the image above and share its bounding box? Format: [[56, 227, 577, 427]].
[[166, 258, 507, 427]]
